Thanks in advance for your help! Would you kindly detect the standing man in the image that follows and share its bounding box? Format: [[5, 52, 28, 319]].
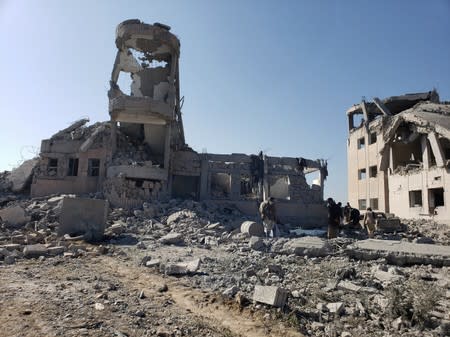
[[326, 198, 340, 239], [363, 207, 376, 238], [259, 197, 278, 238]]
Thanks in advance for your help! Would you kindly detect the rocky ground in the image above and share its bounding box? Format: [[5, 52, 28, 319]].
[[0, 194, 449, 337]]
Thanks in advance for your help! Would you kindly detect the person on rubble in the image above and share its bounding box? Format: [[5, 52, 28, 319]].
[[337, 202, 344, 226], [363, 207, 376, 238], [344, 202, 361, 228], [259, 197, 278, 238], [326, 198, 341, 239]]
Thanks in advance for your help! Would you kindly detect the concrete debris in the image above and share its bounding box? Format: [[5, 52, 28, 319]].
[[326, 302, 344, 315], [253, 285, 288, 307], [346, 239, 450, 266], [164, 258, 201, 276], [248, 236, 265, 251], [222, 286, 239, 298], [158, 232, 184, 245], [7, 158, 39, 193], [376, 218, 402, 232], [58, 197, 108, 242], [0, 205, 31, 226], [281, 236, 331, 257], [23, 244, 48, 258], [241, 221, 264, 237], [0, 192, 448, 337]]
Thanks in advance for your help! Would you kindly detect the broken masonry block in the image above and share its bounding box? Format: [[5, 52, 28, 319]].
[[58, 197, 108, 242], [241, 221, 264, 237], [253, 285, 288, 307]]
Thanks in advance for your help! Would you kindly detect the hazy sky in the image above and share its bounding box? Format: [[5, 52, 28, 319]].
[[0, 0, 449, 202]]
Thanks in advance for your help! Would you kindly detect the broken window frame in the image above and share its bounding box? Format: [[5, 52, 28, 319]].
[[358, 199, 366, 210], [88, 158, 101, 177], [48, 158, 58, 176], [409, 190, 423, 208], [369, 132, 377, 145], [357, 137, 365, 150], [428, 188, 444, 210], [67, 158, 79, 177], [369, 198, 378, 210], [358, 168, 366, 180]]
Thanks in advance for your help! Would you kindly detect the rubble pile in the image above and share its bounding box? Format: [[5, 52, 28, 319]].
[[0, 195, 449, 336]]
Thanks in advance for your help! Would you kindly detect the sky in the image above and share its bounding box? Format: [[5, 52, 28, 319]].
[[0, 0, 449, 203]]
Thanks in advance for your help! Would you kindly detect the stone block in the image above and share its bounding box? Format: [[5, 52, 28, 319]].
[[0, 206, 31, 226], [241, 221, 264, 237], [58, 197, 108, 242], [326, 302, 344, 315], [47, 246, 65, 256], [376, 218, 402, 232], [253, 285, 288, 307], [164, 258, 201, 275], [282, 237, 331, 257], [11, 235, 26, 244], [0, 244, 22, 251], [23, 244, 48, 258], [249, 236, 265, 251], [159, 232, 183, 245]]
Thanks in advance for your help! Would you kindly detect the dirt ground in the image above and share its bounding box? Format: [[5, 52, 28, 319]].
[[0, 250, 303, 337]]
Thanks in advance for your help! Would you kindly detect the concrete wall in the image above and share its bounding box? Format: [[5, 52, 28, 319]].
[[31, 147, 108, 197], [347, 125, 388, 212], [388, 167, 450, 221]]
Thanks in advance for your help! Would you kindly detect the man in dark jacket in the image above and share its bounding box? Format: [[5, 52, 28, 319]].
[[327, 198, 341, 239]]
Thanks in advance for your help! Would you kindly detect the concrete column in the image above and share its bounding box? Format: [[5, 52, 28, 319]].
[[318, 169, 325, 200], [389, 145, 394, 173], [263, 155, 269, 201], [163, 124, 172, 198], [110, 121, 117, 156], [164, 124, 171, 170], [421, 135, 430, 214], [230, 165, 241, 200], [421, 135, 429, 169], [199, 154, 209, 200], [428, 132, 445, 167]]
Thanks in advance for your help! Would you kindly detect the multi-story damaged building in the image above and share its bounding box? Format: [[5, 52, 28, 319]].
[[347, 90, 450, 221], [31, 19, 328, 225]]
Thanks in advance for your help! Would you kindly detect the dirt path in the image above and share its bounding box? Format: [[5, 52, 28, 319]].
[[0, 254, 304, 337], [100, 256, 303, 337]]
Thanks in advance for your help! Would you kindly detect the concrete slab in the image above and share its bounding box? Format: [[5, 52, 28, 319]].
[[8, 158, 39, 192], [376, 218, 402, 232], [346, 239, 450, 266], [58, 197, 108, 242], [0, 206, 31, 226], [281, 237, 331, 257], [253, 285, 288, 307]]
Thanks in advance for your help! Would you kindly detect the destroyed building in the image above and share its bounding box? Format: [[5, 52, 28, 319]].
[[347, 90, 450, 221], [30, 19, 328, 225]]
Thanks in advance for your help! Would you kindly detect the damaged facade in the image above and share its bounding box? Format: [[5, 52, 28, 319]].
[[347, 90, 450, 220], [30, 19, 328, 225]]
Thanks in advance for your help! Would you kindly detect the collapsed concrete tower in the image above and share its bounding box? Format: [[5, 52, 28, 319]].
[[106, 20, 185, 204]]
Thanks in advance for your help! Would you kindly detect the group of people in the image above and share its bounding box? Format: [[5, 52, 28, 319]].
[[326, 198, 376, 239], [258, 196, 377, 240]]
